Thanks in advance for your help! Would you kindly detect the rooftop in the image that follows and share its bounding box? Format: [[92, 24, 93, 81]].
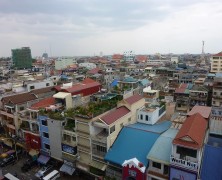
[[173, 113, 207, 149], [104, 126, 160, 166], [187, 105, 212, 119], [127, 121, 171, 134], [147, 128, 178, 164], [124, 94, 143, 105], [201, 136, 222, 180], [100, 106, 130, 125]]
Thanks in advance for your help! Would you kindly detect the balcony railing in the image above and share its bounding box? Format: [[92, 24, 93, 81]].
[[62, 139, 77, 147], [212, 95, 222, 99]]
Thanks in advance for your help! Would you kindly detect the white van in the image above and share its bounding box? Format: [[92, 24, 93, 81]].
[[43, 170, 60, 180], [4, 173, 20, 180]]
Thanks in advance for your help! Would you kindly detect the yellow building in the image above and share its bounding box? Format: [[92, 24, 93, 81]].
[[211, 52, 222, 73]]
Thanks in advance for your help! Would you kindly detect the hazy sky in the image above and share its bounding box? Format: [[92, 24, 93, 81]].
[[0, 0, 222, 57]]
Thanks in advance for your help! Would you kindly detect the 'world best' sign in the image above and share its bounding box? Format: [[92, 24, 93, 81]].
[[170, 155, 198, 171]]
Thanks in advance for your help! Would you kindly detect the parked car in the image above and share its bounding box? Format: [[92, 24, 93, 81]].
[[0, 155, 15, 167], [35, 165, 53, 179], [21, 159, 37, 173]]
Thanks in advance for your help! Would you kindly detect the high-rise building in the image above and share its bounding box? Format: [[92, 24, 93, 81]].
[[210, 52, 222, 73], [11, 47, 32, 69]]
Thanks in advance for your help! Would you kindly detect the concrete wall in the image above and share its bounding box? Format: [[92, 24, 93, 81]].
[[47, 119, 64, 160]]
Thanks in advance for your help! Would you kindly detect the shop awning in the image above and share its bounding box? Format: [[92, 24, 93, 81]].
[[60, 163, 75, 175], [37, 155, 50, 165], [89, 160, 107, 171], [29, 149, 39, 157], [4, 140, 13, 147]]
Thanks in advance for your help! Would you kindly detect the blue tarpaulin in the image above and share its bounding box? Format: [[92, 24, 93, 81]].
[[110, 79, 118, 87], [37, 155, 50, 165]]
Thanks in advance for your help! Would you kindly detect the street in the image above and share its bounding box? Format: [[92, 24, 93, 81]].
[[0, 157, 93, 180]]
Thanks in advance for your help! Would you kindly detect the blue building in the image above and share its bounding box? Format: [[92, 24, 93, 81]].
[[38, 115, 50, 156]]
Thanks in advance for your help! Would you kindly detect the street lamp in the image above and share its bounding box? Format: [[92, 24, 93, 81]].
[[0, 138, 18, 160]]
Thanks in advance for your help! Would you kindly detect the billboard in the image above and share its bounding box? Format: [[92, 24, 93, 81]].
[[62, 144, 77, 155], [170, 167, 197, 180]]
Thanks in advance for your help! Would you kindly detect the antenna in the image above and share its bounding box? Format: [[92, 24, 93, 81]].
[[49, 44, 52, 58], [202, 41, 205, 54]]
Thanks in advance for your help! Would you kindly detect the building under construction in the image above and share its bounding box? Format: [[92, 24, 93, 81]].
[[11, 47, 32, 69]]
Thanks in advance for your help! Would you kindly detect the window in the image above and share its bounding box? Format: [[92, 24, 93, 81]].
[[44, 143, 50, 150], [140, 114, 143, 120], [120, 123, 124, 128], [152, 162, 161, 169], [146, 115, 149, 121], [110, 125, 115, 134], [214, 92, 217, 95], [20, 106, 24, 111], [176, 146, 197, 158], [30, 85, 35, 90], [213, 101, 216, 104], [128, 118, 131, 122], [72, 136, 76, 141], [43, 132, 49, 138], [164, 165, 169, 175], [96, 145, 107, 152], [151, 178, 159, 180], [46, 83, 50, 86], [42, 120, 48, 126]]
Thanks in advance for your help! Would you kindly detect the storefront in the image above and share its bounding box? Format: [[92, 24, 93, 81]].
[[25, 132, 41, 151], [170, 166, 197, 180]]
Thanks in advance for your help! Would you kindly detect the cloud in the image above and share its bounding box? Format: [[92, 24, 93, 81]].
[[0, 0, 222, 56]]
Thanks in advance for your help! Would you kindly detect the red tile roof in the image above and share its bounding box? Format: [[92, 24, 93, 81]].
[[187, 105, 212, 119], [30, 86, 55, 95], [30, 97, 55, 110], [125, 94, 143, 105], [180, 83, 188, 88], [175, 88, 186, 93], [135, 55, 148, 62], [87, 68, 100, 75], [100, 106, 130, 125], [1, 92, 38, 105], [62, 82, 101, 94], [173, 113, 207, 149], [112, 54, 124, 60], [213, 52, 222, 57]]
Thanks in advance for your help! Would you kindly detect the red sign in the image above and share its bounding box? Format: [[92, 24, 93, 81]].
[[25, 133, 41, 151]]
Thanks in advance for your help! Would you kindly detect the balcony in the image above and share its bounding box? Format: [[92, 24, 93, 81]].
[[170, 155, 198, 172], [62, 139, 77, 147], [212, 95, 222, 99], [190, 93, 207, 100], [91, 131, 108, 145], [0, 110, 14, 118], [213, 83, 222, 89], [77, 144, 90, 153]]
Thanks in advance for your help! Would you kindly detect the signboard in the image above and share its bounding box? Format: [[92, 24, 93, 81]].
[[62, 144, 77, 155], [170, 155, 198, 171], [170, 167, 197, 180]]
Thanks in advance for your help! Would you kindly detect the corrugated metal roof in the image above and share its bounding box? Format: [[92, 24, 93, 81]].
[[30, 97, 55, 110], [100, 106, 130, 125], [104, 126, 159, 166], [201, 143, 222, 180], [127, 121, 172, 134], [124, 94, 143, 105], [147, 128, 178, 164]]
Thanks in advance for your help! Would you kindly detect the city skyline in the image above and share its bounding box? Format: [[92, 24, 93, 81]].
[[0, 0, 222, 56]]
